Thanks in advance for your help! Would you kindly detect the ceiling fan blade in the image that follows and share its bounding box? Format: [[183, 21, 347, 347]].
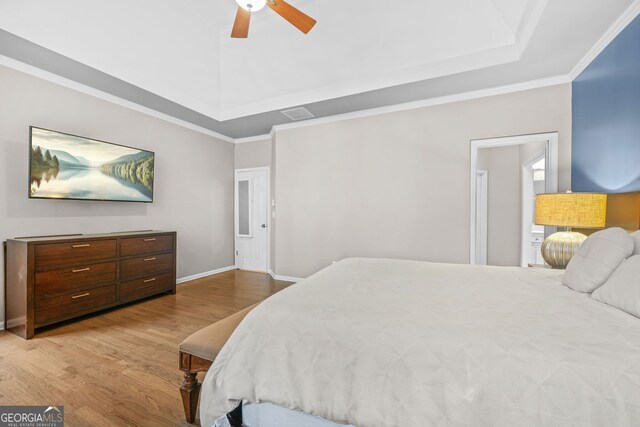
[[267, 0, 317, 34], [231, 6, 251, 38]]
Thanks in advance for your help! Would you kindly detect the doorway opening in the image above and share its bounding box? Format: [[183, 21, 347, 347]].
[[469, 133, 558, 266]]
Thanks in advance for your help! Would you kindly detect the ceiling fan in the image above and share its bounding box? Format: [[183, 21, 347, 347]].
[[231, 0, 317, 38]]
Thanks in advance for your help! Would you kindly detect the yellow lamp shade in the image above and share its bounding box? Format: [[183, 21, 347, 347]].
[[536, 193, 607, 229]]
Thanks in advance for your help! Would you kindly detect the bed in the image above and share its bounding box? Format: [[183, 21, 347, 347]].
[[200, 257, 640, 427]]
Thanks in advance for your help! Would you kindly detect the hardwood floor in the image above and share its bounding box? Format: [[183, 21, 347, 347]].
[[0, 269, 291, 426]]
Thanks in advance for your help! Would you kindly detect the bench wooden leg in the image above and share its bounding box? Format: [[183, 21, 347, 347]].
[[179, 351, 213, 423], [181, 371, 201, 423]]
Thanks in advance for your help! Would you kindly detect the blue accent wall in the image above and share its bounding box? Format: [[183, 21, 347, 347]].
[[572, 14, 640, 193]]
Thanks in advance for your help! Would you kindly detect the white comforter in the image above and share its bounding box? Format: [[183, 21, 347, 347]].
[[200, 258, 640, 427]]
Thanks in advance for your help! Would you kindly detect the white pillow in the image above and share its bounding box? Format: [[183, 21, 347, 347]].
[[632, 231, 640, 256], [562, 227, 634, 293], [592, 255, 640, 318]]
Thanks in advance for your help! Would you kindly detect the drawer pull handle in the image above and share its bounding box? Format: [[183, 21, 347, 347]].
[[143, 278, 157, 283], [71, 292, 91, 299], [72, 268, 91, 273], [143, 238, 157, 242], [72, 244, 91, 248], [143, 257, 156, 262]]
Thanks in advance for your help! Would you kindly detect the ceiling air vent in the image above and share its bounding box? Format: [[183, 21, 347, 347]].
[[281, 107, 315, 121]]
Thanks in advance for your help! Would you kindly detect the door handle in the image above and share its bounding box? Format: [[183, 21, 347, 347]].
[[261, 224, 267, 228]]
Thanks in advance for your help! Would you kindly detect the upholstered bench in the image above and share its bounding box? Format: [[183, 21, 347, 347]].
[[179, 303, 258, 423]]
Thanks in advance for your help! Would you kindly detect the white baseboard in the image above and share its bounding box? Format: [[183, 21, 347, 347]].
[[0, 321, 4, 331], [269, 270, 304, 283], [178, 266, 301, 285], [177, 265, 237, 284]]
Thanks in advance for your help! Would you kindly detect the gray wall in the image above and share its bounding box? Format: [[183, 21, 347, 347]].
[[0, 65, 235, 324], [234, 139, 272, 169], [272, 84, 572, 278]]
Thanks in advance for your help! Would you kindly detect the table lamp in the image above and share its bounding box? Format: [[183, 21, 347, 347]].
[[535, 192, 607, 269]]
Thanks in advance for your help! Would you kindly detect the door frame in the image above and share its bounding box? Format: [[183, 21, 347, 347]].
[[476, 170, 488, 265], [469, 132, 558, 265], [520, 149, 546, 267], [234, 167, 271, 272]]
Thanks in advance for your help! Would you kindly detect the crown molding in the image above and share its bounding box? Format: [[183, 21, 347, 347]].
[[569, 0, 640, 80], [3, 0, 637, 146], [11, 48, 563, 145], [234, 134, 272, 144], [0, 54, 236, 144], [269, 74, 570, 135]]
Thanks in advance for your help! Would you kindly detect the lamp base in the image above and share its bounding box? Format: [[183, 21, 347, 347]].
[[541, 231, 587, 269]]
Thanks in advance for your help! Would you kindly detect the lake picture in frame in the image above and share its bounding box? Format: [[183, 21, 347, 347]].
[[29, 127, 154, 202]]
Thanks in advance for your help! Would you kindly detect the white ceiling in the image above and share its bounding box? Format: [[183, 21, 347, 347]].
[[219, 0, 540, 119], [0, 0, 636, 137]]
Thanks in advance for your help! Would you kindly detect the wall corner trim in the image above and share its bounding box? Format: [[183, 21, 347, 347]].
[[177, 265, 237, 284], [569, 0, 640, 80]]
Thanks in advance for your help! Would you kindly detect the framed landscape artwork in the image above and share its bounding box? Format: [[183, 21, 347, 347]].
[[29, 127, 155, 202]]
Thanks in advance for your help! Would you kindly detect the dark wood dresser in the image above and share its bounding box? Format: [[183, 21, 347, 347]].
[[4, 230, 176, 339]]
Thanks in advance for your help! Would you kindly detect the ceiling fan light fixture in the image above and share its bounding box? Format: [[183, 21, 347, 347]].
[[230, 0, 316, 38], [235, 0, 266, 12]]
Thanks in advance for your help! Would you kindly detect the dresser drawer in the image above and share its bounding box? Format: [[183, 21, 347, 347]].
[[35, 239, 117, 271], [35, 285, 116, 326], [35, 261, 117, 299], [119, 272, 174, 303], [120, 253, 174, 281], [120, 235, 173, 257]]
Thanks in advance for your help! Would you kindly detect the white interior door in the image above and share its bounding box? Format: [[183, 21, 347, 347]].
[[235, 169, 268, 272]]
